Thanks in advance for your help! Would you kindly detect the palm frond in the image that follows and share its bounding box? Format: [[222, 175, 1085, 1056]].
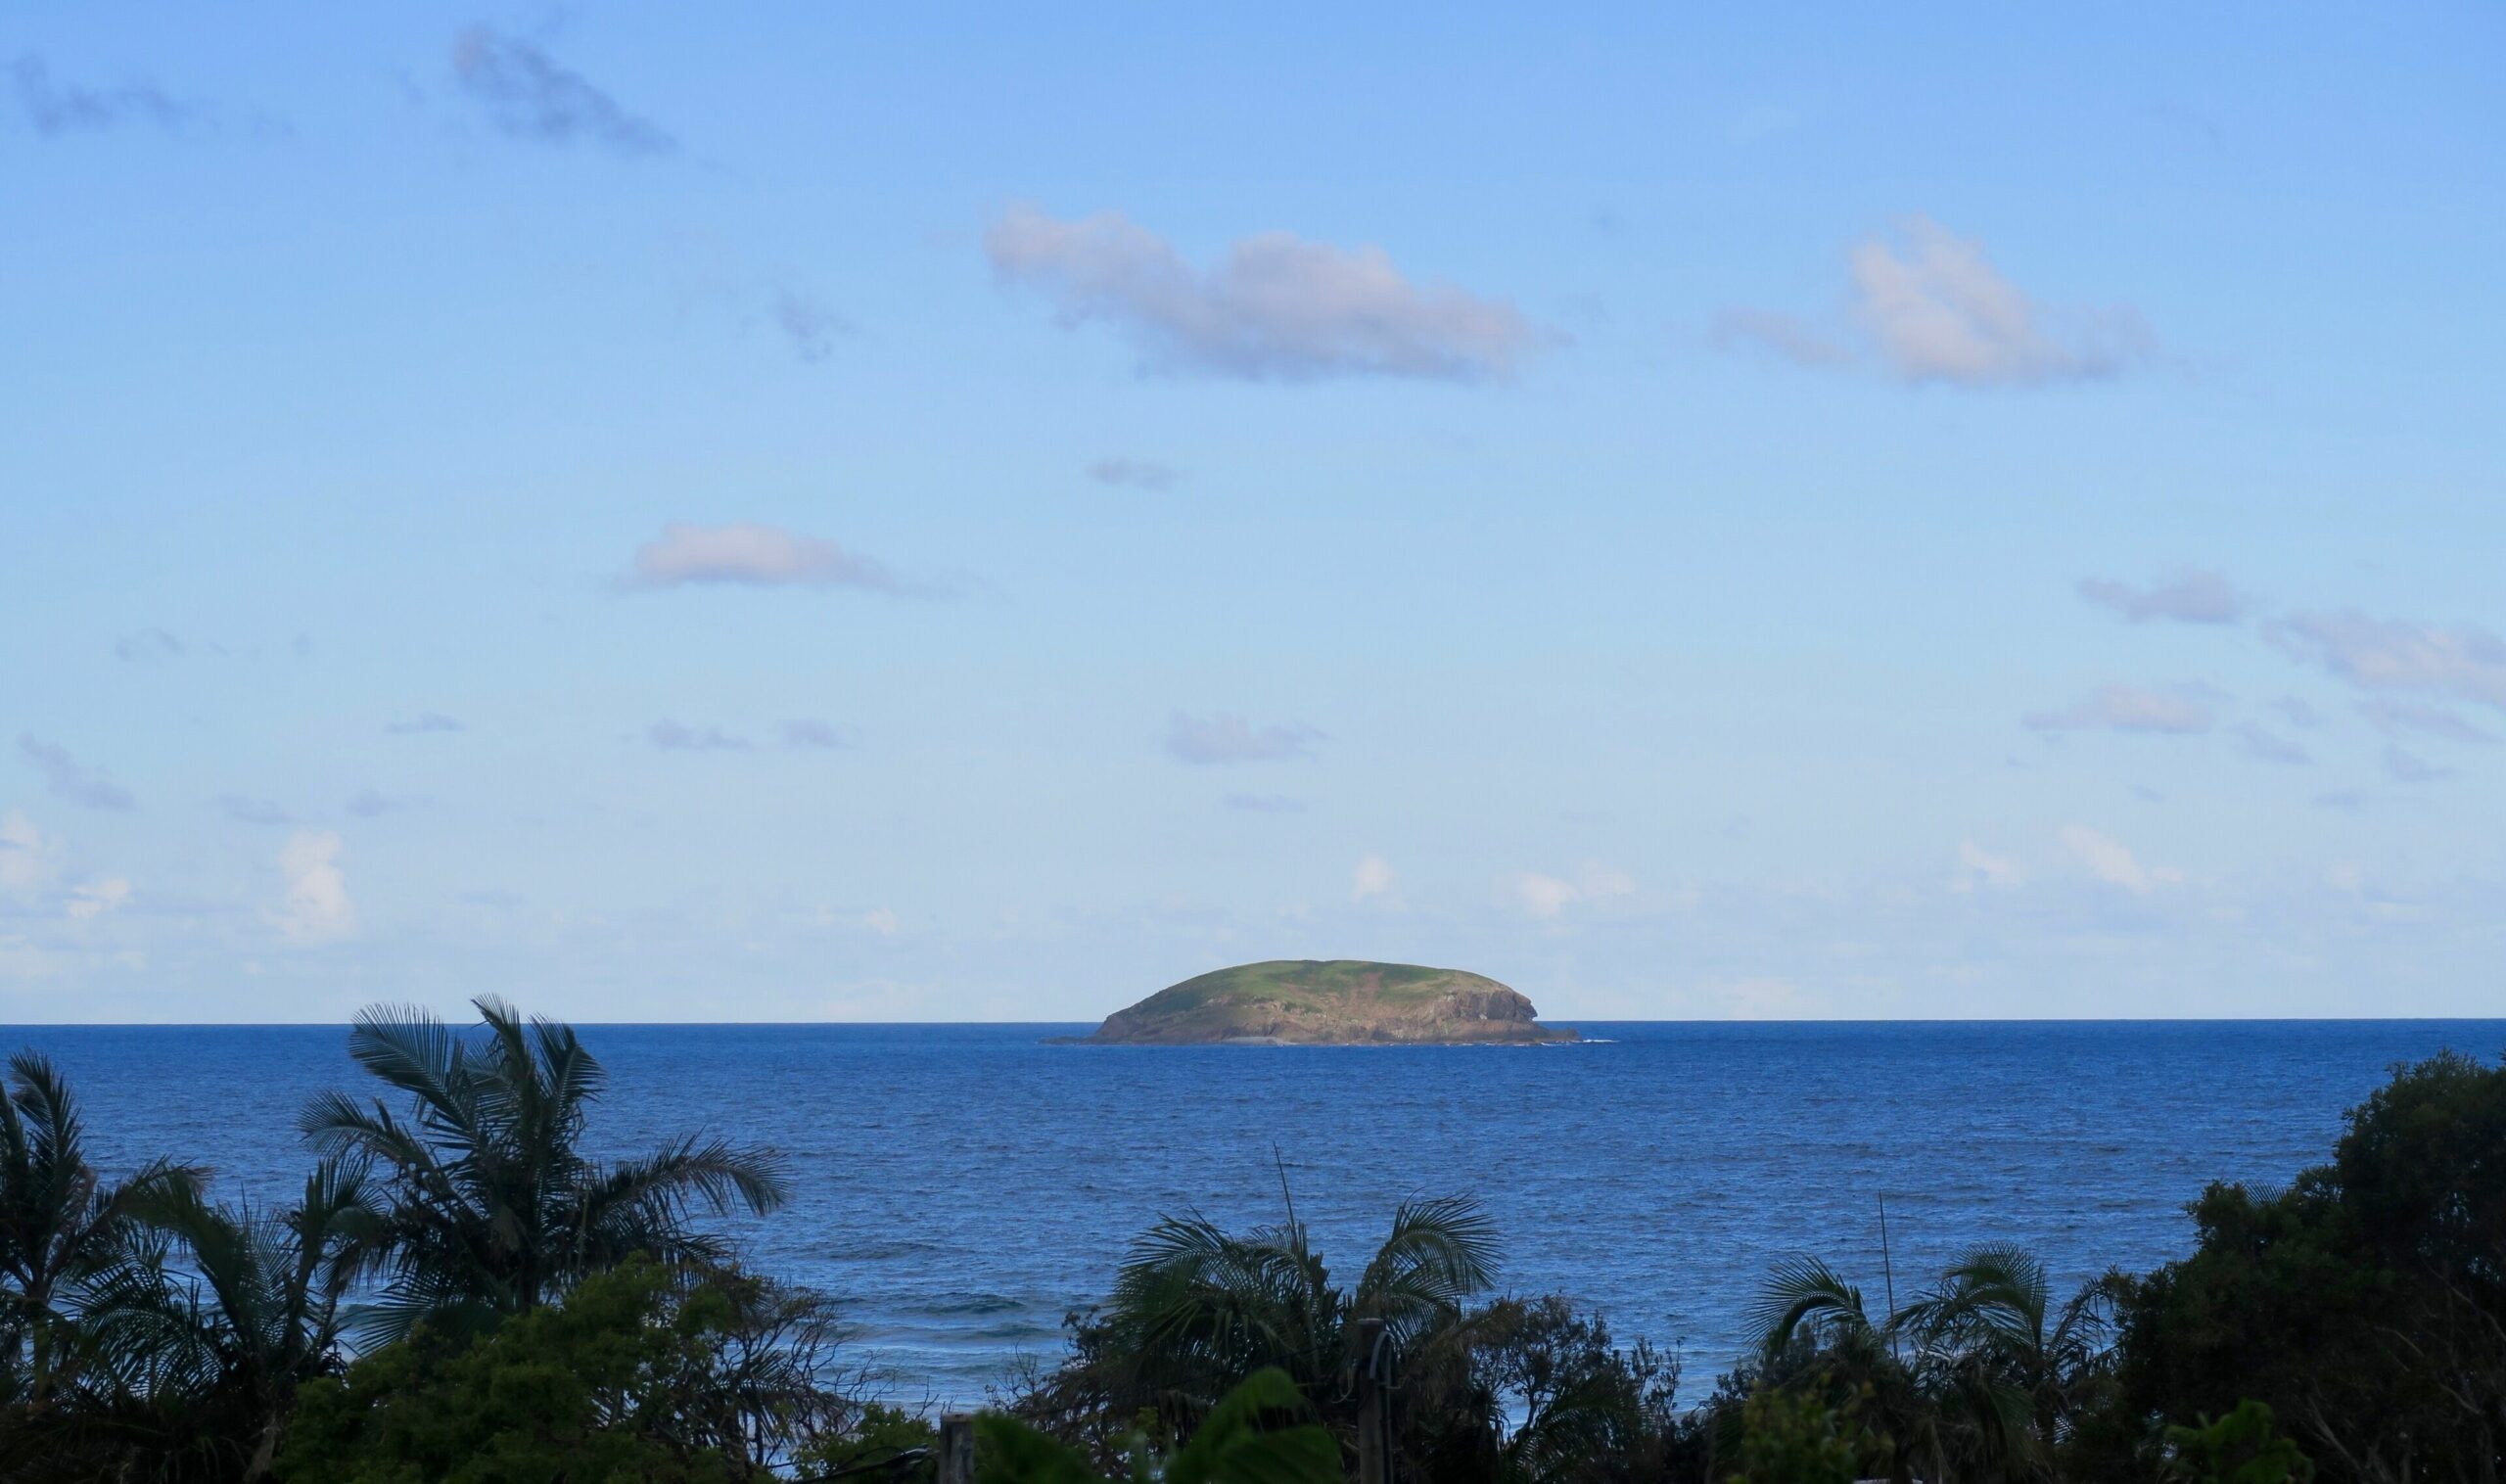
[[1746, 1254, 1872, 1359]]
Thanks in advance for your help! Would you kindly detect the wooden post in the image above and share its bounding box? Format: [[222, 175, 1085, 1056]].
[[938, 1412, 976, 1484], [1355, 1317, 1387, 1484]]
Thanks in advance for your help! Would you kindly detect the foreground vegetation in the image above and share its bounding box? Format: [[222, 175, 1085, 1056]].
[[1, 999, 2498, 1482]]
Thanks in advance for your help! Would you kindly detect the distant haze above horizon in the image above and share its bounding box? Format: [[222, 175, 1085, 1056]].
[[4, 5, 2501, 1023]]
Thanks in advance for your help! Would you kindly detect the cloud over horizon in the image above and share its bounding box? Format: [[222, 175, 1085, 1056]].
[[986, 206, 1540, 382], [1718, 216, 2158, 388], [273, 829, 352, 942], [2060, 824, 2180, 893], [1514, 863, 1635, 918]]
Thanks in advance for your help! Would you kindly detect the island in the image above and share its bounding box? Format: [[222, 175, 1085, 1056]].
[[1083, 959, 1580, 1045]]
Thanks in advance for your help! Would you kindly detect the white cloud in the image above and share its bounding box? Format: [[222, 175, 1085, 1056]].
[[1516, 873, 1578, 918], [2059, 824, 2180, 894], [2023, 683, 2213, 735], [65, 877, 129, 921], [2077, 568, 2251, 625], [626, 523, 905, 593], [0, 810, 56, 895], [1718, 215, 2156, 388], [1165, 712, 1323, 765], [274, 830, 353, 943], [986, 205, 1540, 382], [2269, 610, 2506, 712], [861, 905, 901, 936], [1352, 853, 1395, 902], [1514, 864, 1635, 918], [1952, 840, 2025, 892]]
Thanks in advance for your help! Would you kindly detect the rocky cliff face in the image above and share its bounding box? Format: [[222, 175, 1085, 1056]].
[[1086, 960, 1579, 1045]]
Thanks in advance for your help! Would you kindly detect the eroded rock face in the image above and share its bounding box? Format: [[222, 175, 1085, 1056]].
[[1086, 960, 1579, 1045]]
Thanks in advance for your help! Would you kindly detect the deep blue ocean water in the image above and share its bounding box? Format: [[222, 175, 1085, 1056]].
[[7, 1020, 2501, 1404]]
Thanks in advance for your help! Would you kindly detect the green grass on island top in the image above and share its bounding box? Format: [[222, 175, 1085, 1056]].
[[1130, 959, 1503, 1016]]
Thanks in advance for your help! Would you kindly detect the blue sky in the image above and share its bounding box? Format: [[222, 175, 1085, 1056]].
[[4, 3, 2501, 1022]]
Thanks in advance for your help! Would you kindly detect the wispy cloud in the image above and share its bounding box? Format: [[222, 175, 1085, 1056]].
[[773, 290, 853, 364], [0, 811, 55, 896], [17, 735, 134, 811], [1223, 792, 1306, 814], [218, 796, 294, 826], [986, 205, 1541, 382], [2383, 744, 2456, 785], [2229, 721, 2310, 765], [1513, 864, 1635, 918], [273, 830, 352, 942], [1717, 215, 2158, 388], [385, 712, 464, 736], [2357, 697, 2497, 745], [1352, 853, 1395, 902], [1951, 840, 2025, 893], [625, 523, 909, 594], [450, 28, 673, 158], [1088, 458, 1183, 491], [2059, 824, 2180, 893], [780, 719, 854, 750], [65, 878, 129, 921], [114, 628, 187, 662], [345, 788, 410, 818], [8, 55, 209, 136], [646, 720, 752, 752], [2269, 610, 2506, 712], [1164, 711, 1323, 765], [2077, 568, 2250, 626], [2023, 683, 2213, 735]]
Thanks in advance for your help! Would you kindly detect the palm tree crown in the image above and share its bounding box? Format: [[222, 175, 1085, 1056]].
[[297, 996, 791, 1342]]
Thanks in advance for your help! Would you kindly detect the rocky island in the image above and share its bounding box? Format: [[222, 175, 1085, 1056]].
[[1084, 959, 1580, 1045]]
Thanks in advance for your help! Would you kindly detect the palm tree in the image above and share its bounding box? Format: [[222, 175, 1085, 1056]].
[[1748, 1244, 2120, 1482], [71, 1158, 383, 1478], [297, 997, 791, 1342], [1893, 1245, 2119, 1476], [0, 1051, 202, 1406], [980, 1366, 1342, 1484], [1095, 1193, 1499, 1428]]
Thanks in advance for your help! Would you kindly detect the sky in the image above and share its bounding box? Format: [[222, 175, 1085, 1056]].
[[3, 3, 2502, 1023]]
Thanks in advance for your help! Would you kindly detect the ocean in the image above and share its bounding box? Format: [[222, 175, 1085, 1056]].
[[8, 1019, 2500, 1404]]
